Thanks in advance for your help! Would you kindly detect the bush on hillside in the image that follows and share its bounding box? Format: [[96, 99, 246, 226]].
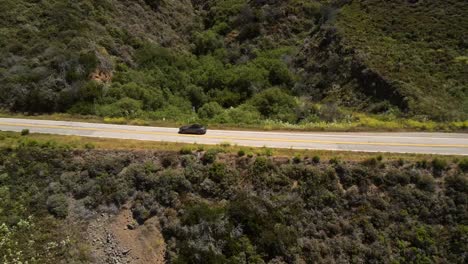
[[459, 158, 468, 172], [21, 129, 29, 136], [193, 30, 224, 55], [198, 102, 224, 119], [98, 97, 143, 118], [249, 87, 298, 123], [319, 103, 345, 122], [46, 194, 69, 218], [212, 104, 262, 124]]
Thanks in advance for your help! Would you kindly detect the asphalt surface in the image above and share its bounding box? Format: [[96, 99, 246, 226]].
[[0, 118, 467, 155]]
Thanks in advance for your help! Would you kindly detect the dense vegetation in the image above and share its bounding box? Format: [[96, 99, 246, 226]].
[[1, 133, 467, 263], [334, 0, 468, 120], [0, 0, 466, 126]]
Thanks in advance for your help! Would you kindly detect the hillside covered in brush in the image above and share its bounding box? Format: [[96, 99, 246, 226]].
[[1, 133, 467, 263], [1, 0, 467, 123]]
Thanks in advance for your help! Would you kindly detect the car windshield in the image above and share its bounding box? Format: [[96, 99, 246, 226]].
[[190, 124, 202, 128]]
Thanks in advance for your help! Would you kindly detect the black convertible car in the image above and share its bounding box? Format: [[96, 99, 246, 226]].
[[178, 124, 207, 135]]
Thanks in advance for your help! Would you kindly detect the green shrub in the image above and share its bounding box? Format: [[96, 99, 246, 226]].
[[208, 162, 227, 183], [21, 129, 29, 136], [292, 154, 302, 164], [135, 44, 174, 68], [180, 146, 193, 155], [46, 194, 69, 218], [362, 157, 378, 167], [252, 156, 271, 175], [296, 101, 320, 122], [197, 145, 205, 152], [416, 159, 429, 169], [186, 85, 207, 109], [98, 97, 143, 118], [249, 88, 298, 123], [198, 102, 224, 119], [109, 82, 165, 111], [238, 150, 246, 157], [458, 158, 468, 172], [212, 104, 262, 124], [78, 80, 104, 101], [312, 155, 320, 164], [67, 102, 96, 115], [397, 158, 405, 167], [329, 157, 340, 165], [432, 158, 448, 171], [103, 117, 127, 124], [84, 143, 95, 150], [162, 154, 178, 168], [219, 142, 231, 148], [132, 204, 150, 224], [203, 149, 222, 164], [319, 103, 345, 123], [193, 30, 223, 55], [416, 175, 436, 192], [262, 148, 273, 157]]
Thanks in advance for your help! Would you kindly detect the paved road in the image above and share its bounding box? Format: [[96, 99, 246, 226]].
[[0, 118, 467, 155]]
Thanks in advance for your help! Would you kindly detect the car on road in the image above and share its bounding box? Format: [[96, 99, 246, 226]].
[[178, 124, 207, 135]]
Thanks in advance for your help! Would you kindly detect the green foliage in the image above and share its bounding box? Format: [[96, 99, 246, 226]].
[[203, 149, 223, 164], [208, 162, 227, 183], [161, 154, 178, 168], [312, 155, 320, 164], [0, 0, 466, 125], [319, 103, 346, 123], [212, 104, 262, 124], [84, 143, 95, 150], [415, 174, 436, 192], [46, 194, 69, 218], [292, 154, 302, 164], [180, 146, 193, 155], [135, 44, 176, 68], [362, 157, 379, 167], [108, 82, 165, 111], [329, 157, 340, 165], [21, 129, 29, 136], [458, 158, 468, 172], [193, 30, 223, 55], [186, 85, 207, 109], [78, 81, 105, 102], [198, 102, 224, 119], [336, 0, 468, 120], [237, 149, 246, 157], [432, 158, 448, 172], [97, 97, 143, 118], [249, 88, 298, 122]]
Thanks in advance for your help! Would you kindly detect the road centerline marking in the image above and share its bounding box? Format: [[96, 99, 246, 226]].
[[0, 121, 467, 148]]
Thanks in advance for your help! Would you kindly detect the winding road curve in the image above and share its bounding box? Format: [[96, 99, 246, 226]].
[[0, 118, 467, 155]]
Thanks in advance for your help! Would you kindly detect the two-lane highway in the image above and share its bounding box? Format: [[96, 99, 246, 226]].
[[0, 118, 467, 155]]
